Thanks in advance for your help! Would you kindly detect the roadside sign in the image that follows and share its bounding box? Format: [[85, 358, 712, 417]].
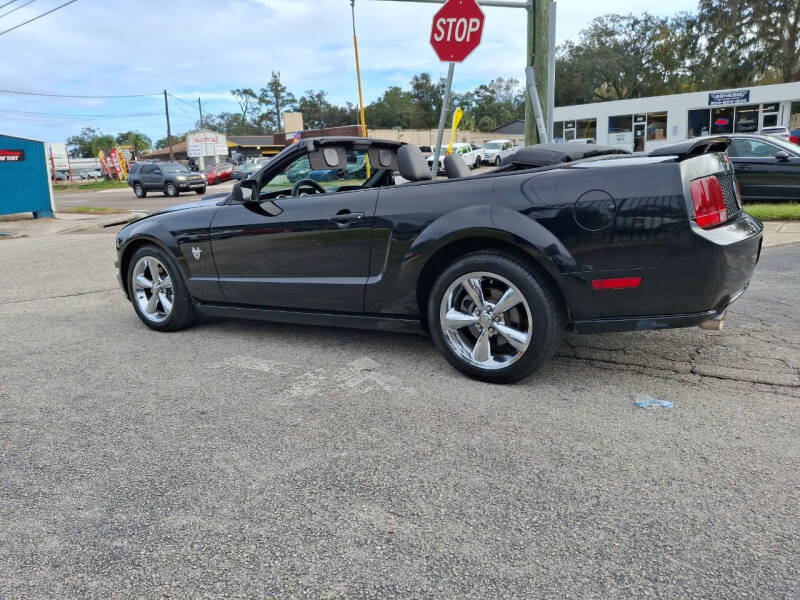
[[430, 0, 485, 63], [187, 131, 228, 158], [50, 142, 69, 169]]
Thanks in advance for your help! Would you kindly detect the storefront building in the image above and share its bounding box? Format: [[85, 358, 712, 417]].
[[553, 82, 800, 152]]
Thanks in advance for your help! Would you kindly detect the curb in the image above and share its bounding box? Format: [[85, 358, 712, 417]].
[[58, 211, 147, 234]]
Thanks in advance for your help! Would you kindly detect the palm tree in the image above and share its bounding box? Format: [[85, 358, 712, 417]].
[[115, 131, 153, 160]]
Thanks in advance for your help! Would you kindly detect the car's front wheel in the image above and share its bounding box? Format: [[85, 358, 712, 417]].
[[495, 156, 501, 167], [133, 183, 146, 198], [127, 245, 197, 332], [164, 182, 179, 197], [428, 251, 564, 383], [195, 186, 206, 195], [474, 157, 481, 168]]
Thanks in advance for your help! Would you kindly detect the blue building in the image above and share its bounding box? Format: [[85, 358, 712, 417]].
[[0, 133, 55, 219]]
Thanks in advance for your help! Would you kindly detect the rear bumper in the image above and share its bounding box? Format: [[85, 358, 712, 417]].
[[569, 212, 763, 332]]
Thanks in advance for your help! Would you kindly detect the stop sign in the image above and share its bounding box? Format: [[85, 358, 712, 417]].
[[430, 0, 485, 63]]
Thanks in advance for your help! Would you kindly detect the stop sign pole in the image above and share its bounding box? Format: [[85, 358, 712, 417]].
[[427, 0, 485, 177]]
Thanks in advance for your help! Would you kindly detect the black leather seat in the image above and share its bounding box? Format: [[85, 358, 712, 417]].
[[444, 153, 471, 179]]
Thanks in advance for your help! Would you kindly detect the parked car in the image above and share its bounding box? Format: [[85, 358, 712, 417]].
[[759, 126, 791, 142], [418, 145, 433, 159], [790, 129, 799, 145], [203, 163, 234, 185], [116, 135, 761, 384], [573, 138, 597, 144], [427, 143, 482, 173], [470, 143, 485, 165], [726, 134, 800, 202], [231, 158, 271, 180], [79, 168, 103, 180], [53, 170, 69, 181], [128, 161, 206, 198], [482, 139, 517, 166]]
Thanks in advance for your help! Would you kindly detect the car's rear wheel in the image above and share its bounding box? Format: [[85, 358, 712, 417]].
[[195, 186, 206, 195], [474, 157, 481, 168], [428, 251, 564, 383], [133, 183, 146, 198], [164, 182, 179, 197], [128, 245, 197, 332]]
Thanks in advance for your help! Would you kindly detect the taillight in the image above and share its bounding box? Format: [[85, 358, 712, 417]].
[[791, 135, 799, 145], [690, 175, 728, 229]]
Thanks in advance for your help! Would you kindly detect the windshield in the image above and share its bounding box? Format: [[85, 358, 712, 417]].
[[484, 142, 502, 149], [162, 164, 190, 173]]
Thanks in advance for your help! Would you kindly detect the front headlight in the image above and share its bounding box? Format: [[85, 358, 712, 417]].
[[176, 175, 187, 181]]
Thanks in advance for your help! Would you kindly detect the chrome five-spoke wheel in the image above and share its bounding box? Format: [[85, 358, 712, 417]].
[[439, 271, 533, 370], [132, 256, 174, 323]]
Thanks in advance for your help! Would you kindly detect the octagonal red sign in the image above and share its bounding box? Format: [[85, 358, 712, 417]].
[[430, 0, 485, 63]]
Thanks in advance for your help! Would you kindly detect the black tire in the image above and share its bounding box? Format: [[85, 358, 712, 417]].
[[164, 182, 179, 197], [428, 251, 564, 384], [474, 157, 481, 169], [133, 183, 146, 198], [195, 186, 206, 195], [127, 244, 198, 332], [495, 156, 501, 167]]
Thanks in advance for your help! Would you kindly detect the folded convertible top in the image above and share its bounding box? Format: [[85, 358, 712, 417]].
[[506, 143, 631, 168]]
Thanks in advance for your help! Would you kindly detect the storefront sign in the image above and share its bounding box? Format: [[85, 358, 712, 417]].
[[0, 149, 25, 162], [709, 90, 750, 106], [50, 142, 70, 169], [187, 131, 228, 158]]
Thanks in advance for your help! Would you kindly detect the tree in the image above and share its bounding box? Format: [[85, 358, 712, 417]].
[[231, 88, 259, 130], [154, 134, 184, 150], [257, 72, 296, 132], [66, 127, 115, 158], [409, 73, 444, 129], [297, 89, 359, 129], [115, 131, 152, 159], [365, 86, 416, 128]]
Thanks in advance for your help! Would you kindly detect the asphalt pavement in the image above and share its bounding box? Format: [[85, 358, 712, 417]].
[[0, 232, 798, 598]]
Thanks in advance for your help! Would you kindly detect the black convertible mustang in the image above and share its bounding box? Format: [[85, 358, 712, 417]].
[[116, 136, 763, 383]]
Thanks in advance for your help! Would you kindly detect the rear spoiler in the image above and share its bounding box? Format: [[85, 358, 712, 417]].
[[648, 136, 730, 159]]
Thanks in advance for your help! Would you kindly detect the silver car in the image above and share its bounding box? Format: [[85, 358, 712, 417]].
[[759, 126, 791, 142]]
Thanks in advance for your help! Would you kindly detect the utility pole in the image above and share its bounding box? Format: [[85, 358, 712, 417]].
[[163, 90, 174, 161], [198, 97, 204, 130], [525, 0, 551, 145]]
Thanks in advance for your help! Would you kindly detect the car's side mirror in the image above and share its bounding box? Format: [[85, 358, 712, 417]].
[[231, 180, 256, 203], [775, 150, 790, 161]]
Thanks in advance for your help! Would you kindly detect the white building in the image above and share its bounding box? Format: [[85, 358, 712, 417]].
[[552, 82, 800, 153]]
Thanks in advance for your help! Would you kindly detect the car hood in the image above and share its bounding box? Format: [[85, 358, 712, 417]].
[[132, 194, 228, 224]]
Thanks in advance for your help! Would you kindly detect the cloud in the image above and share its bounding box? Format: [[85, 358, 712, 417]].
[[0, 0, 698, 143]]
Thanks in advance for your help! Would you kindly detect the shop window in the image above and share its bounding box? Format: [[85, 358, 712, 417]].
[[553, 121, 564, 140], [646, 112, 668, 141], [734, 105, 759, 133], [608, 115, 633, 145], [575, 118, 596, 141], [789, 102, 800, 131], [688, 109, 710, 138], [761, 103, 779, 128], [711, 107, 734, 134]]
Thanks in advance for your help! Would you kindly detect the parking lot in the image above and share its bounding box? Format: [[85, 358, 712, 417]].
[[1, 229, 797, 598]]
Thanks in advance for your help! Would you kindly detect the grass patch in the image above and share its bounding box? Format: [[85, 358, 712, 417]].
[[62, 206, 131, 215], [744, 203, 800, 221], [54, 180, 129, 192]]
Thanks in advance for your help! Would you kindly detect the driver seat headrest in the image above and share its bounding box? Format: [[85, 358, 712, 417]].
[[397, 144, 431, 182]]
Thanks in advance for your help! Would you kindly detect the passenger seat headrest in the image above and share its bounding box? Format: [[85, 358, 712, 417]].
[[397, 144, 431, 182], [444, 153, 471, 179]]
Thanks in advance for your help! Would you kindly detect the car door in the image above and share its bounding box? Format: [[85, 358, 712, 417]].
[[209, 147, 378, 312], [729, 138, 800, 202]]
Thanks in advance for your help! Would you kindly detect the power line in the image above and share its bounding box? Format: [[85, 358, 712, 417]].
[[0, 0, 80, 37], [0, 1, 21, 10], [0, 109, 162, 119], [0, 0, 35, 19], [0, 88, 161, 99]]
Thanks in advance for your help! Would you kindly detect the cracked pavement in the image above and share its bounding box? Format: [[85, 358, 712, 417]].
[[0, 233, 798, 599]]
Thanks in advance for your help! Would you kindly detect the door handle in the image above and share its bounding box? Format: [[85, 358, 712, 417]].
[[735, 164, 752, 171], [328, 211, 365, 226]]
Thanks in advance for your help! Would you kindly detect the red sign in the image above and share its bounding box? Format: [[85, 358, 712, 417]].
[[430, 0, 485, 63], [0, 149, 25, 162]]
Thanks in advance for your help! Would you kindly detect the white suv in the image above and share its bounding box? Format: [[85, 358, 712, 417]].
[[427, 143, 483, 173], [482, 139, 517, 166]]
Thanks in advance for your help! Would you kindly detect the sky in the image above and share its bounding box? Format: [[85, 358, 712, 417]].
[[0, 0, 699, 145]]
